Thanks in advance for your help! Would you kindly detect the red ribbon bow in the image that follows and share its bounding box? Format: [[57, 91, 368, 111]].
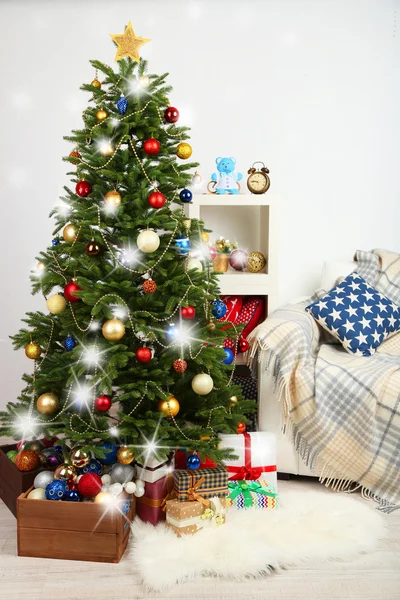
[[227, 432, 277, 481]]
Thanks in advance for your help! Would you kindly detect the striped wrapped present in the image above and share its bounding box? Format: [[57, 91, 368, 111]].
[[173, 466, 228, 502], [225, 479, 278, 510]]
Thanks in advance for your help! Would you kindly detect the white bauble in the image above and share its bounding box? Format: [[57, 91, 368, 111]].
[[186, 257, 203, 272], [110, 482, 123, 496], [137, 229, 160, 253], [191, 373, 214, 395], [134, 486, 145, 498], [192, 171, 202, 185], [125, 481, 137, 494], [101, 474, 112, 486], [135, 479, 145, 488], [28, 487, 46, 500]]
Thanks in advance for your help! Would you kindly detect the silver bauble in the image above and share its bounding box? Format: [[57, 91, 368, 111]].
[[110, 462, 135, 484], [33, 470, 55, 489]]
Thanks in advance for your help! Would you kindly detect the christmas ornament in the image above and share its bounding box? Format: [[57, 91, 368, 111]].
[[200, 434, 211, 441], [143, 138, 160, 155], [237, 422, 247, 434], [102, 318, 125, 341], [229, 249, 248, 271], [41, 436, 59, 448], [110, 482, 123, 496], [173, 359, 187, 373], [223, 348, 234, 365], [191, 373, 214, 395], [207, 320, 216, 332], [139, 75, 150, 88], [15, 450, 40, 471], [54, 463, 78, 481], [181, 306, 196, 320], [94, 491, 114, 504], [64, 336, 76, 351], [37, 392, 59, 415], [52, 238, 60, 246], [101, 474, 112, 486], [125, 481, 137, 494], [96, 108, 108, 121], [75, 180, 92, 197], [208, 245, 217, 259], [186, 454, 201, 469], [36, 261, 46, 271], [109, 21, 150, 63], [98, 443, 118, 465], [137, 229, 160, 253], [34, 470, 54, 489], [47, 294, 66, 314], [70, 447, 90, 468], [46, 479, 68, 500], [94, 394, 112, 412], [134, 485, 145, 498], [41, 448, 63, 467], [211, 299, 227, 319], [25, 440, 44, 453], [28, 488, 46, 500], [179, 188, 192, 203], [81, 458, 102, 475], [164, 106, 179, 123], [176, 142, 192, 159], [110, 463, 135, 484], [6, 450, 17, 462], [200, 231, 210, 243], [158, 396, 180, 417], [135, 346, 152, 363], [117, 446, 135, 464], [229, 395, 238, 406], [186, 257, 203, 272], [65, 490, 81, 501], [91, 78, 101, 88], [142, 279, 157, 294], [25, 342, 41, 360], [192, 171, 202, 185], [166, 323, 178, 340], [148, 190, 166, 209], [69, 150, 81, 164], [100, 141, 114, 156], [183, 218, 191, 230], [117, 94, 128, 114], [104, 190, 122, 207], [63, 223, 78, 243], [175, 235, 190, 255], [85, 240, 102, 256], [238, 338, 249, 352], [246, 251, 266, 273], [64, 280, 82, 303], [215, 239, 226, 253], [77, 473, 102, 498]]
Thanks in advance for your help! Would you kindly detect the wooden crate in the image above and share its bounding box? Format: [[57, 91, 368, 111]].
[[17, 487, 135, 563], [0, 443, 50, 518]]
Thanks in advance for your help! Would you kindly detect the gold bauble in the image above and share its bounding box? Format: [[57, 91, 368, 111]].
[[139, 75, 150, 88], [207, 321, 216, 332], [246, 251, 266, 273], [117, 446, 135, 464], [183, 218, 191, 231], [91, 78, 102, 88], [37, 452, 47, 466], [229, 395, 238, 407], [215, 239, 225, 252], [54, 463, 77, 481], [102, 318, 125, 341], [25, 342, 42, 360], [158, 396, 180, 417], [200, 435, 211, 441], [28, 487, 46, 500], [200, 231, 210, 244], [96, 109, 108, 121], [46, 294, 67, 314], [176, 142, 192, 160], [36, 392, 59, 415], [104, 190, 122, 207], [36, 261, 46, 271], [63, 223, 78, 243], [100, 142, 114, 157], [70, 446, 90, 468], [26, 441, 43, 454], [94, 491, 114, 505]]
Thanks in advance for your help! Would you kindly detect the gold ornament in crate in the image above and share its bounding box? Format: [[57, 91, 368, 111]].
[[70, 446, 90, 468], [54, 463, 78, 481], [117, 446, 135, 464], [25, 342, 42, 360], [246, 251, 266, 273], [36, 392, 59, 415], [176, 142, 192, 159]]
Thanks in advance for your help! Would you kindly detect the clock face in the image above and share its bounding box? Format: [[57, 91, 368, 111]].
[[248, 172, 269, 193]]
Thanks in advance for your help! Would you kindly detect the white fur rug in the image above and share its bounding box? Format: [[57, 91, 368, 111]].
[[130, 489, 385, 591]]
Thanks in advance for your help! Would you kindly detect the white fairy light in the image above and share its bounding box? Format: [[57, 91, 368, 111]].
[[109, 426, 120, 438], [73, 383, 92, 411], [97, 138, 113, 156], [112, 305, 128, 320], [14, 413, 39, 439], [82, 345, 100, 366], [110, 117, 120, 128], [89, 321, 101, 332], [120, 246, 138, 266]]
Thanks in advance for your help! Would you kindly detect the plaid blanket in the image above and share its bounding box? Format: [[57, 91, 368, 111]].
[[249, 249, 400, 511]]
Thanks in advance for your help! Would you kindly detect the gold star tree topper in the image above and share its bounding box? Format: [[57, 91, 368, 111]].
[[110, 22, 150, 62]]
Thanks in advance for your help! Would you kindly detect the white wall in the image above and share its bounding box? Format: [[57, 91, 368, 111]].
[[0, 0, 399, 409]]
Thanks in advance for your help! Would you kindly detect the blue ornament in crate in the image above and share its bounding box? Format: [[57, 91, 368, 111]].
[[121, 500, 130, 515], [81, 458, 102, 476], [65, 489, 81, 502], [223, 347, 234, 365], [98, 443, 118, 465], [52, 238, 60, 246], [45, 479, 68, 501], [211, 299, 227, 319], [210, 157, 242, 195], [64, 336, 76, 351], [179, 189, 193, 203], [117, 94, 128, 115], [175, 235, 190, 255], [186, 454, 201, 469]]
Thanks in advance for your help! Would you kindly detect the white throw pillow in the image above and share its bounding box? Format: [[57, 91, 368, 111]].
[[321, 260, 357, 291]]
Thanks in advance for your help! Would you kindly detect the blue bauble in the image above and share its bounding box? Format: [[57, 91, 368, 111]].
[[175, 235, 191, 255], [211, 299, 227, 319], [117, 95, 128, 115], [52, 238, 60, 246], [64, 336, 76, 351], [65, 489, 81, 502], [121, 500, 131, 515], [186, 454, 201, 470], [45, 479, 68, 501], [223, 348, 234, 365], [81, 458, 102, 475], [52, 445, 63, 454], [179, 189, 193, 203], [98, 443, 118, 465]]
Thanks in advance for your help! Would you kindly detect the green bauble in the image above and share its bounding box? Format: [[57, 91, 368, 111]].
[[6, 450, 18, 463]]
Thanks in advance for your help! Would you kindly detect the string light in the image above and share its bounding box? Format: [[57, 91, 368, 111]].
[[109, 426, 120, 437], [14, 413, 39, 439]]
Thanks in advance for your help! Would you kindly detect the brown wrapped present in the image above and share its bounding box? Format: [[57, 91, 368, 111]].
[[165, 497, 226, 537], [173, 466, 228, 502]]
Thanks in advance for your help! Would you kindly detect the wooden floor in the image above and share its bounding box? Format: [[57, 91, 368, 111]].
[[1, 478, 399, 600]]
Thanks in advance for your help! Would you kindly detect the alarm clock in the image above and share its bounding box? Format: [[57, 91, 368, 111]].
[[247, 162, 270, 194]]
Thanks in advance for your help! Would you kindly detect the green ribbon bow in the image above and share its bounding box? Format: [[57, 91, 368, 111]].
[[227, 480, 277, 508]]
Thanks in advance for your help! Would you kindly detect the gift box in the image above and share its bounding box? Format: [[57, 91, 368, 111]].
[[165, 496, 226, 536], [174, 448, 189, 470], [135, 474, 173, 526], [225, 479, 278, 510], [135, 454, 174, 483], [219, 431, 277, 488], [173, 466, 228, 502]]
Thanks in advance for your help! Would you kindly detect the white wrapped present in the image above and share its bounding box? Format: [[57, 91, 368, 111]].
[[219, 431, 277, 488], [135, 455, 174, 483]]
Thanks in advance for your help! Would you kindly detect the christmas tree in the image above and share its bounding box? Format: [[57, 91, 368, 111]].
[[0, 23, 254, 466]]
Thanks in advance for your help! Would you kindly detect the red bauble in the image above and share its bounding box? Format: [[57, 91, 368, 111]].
[[64, 280, 82, 303], [164, 106, 180, 123], [229, 249, 248, 271], [75, 180, 92, 197], [94, 394, 112, 412], [136, 347, 152, 363], [143, 279, 157, 294], [77, 473, 102, 498], [237, 422, 247, 434], [15, 450, 40, 472], [41, 436, 59, 449], [238, 338, 249, 353], [173, 359, 187, 373], [181, 306, 196, 320], [143, 138, 160, 155], [69, 151, 81, 165], [148, 191, 166, 209], [208, 246, 217, 260]]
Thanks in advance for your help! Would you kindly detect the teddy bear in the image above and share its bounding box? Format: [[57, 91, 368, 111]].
[[210, 157, 242, 194]]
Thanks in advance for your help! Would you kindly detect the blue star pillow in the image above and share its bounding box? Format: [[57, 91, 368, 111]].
[[306, 273, 400, 356]]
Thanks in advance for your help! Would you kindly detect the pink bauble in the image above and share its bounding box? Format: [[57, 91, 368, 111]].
[[229, 249, 248, 271], [208, 246, 217, 260]]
